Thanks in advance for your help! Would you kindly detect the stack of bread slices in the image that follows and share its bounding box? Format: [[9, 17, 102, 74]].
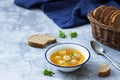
[[92, 5, 120, 30]]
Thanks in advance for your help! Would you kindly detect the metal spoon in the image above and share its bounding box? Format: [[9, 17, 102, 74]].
[[90, 40, 120, 71]]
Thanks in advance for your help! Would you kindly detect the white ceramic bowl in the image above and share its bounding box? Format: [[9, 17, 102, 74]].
[[45, 43, 90, 72]]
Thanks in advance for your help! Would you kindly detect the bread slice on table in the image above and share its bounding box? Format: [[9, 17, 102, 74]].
[[98, 63, 110, 77], [28, 34, 56, 48], [99, 6, 117, 23], [93, 5, 106, 21]]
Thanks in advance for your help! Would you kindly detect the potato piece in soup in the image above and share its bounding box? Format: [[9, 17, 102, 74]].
[[59, 50, 66, 56]]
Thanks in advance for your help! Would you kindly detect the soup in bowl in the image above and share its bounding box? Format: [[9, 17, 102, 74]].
[[45, 43, 90, 72], [50, 49, 85, 67]]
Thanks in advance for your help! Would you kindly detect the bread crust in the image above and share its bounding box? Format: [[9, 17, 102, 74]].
[[28, 42, 46, 48]]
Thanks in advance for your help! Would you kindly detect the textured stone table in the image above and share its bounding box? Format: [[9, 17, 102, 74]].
[[0, 0, 120, 80]]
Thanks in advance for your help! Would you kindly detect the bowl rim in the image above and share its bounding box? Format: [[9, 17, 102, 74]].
[[45, 43, 91, 68]]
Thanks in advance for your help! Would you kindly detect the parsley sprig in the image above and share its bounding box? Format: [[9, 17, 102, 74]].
[[70, 52, 75, 58], [58, 30, 78, 38], [59, 30, 66, 38], [69, 32, 78, 38], [43, 68, 55, 76]]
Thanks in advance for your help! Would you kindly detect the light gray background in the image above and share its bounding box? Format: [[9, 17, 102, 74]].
[[0, 0, 120, 80]]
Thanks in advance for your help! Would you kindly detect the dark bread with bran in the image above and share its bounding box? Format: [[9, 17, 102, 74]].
[[109, 10, 120, 26], [93, 5, 106, 20], [111, 12, 120, 29], [98, 63, 110, 77], [104, 10, 118, 25], [99, 6, 117, 23], [91, 5, 120, 30], [28, 34, 56, 48]]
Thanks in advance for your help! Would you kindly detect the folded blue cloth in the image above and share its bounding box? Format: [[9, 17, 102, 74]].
[[14, 0, 120, 28]]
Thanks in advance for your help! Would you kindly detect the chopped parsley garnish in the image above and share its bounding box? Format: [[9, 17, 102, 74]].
[[69, 31, 78, 38], [59, 30, 66, 38], [43, 68, 55, 76], [70, 52, 75, 58]]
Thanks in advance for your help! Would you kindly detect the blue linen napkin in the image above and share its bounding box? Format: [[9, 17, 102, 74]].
[[14, 0, 120, 28]]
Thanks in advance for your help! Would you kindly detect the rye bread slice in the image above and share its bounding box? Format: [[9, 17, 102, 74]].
[[98, 63, 110, 77], [109, 10, 120, 26], [99, 6, 117, 23], [28, 34, 56, 48], [93, 5, 106, 20], [104, 10, 118, 25], [111, 12, 120, 29]]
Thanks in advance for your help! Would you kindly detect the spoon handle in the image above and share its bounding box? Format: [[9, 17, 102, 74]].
[[102, 52, 120, 71]]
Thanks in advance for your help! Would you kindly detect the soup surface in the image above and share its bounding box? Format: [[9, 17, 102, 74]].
[[50, 49, 85, 67]]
